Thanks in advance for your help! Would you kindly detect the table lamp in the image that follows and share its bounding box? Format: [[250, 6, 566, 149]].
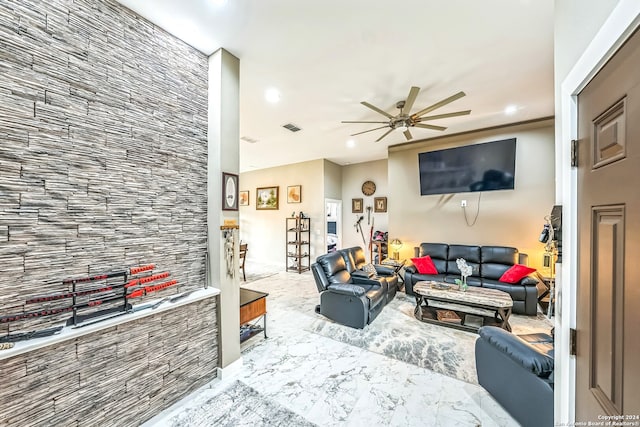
[[390, 238, 402, 260]]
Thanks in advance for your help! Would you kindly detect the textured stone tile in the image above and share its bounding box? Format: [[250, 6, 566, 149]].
[[0, 0, 214, 423]]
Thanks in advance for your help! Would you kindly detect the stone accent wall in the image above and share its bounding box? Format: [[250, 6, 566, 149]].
[[0, 297, 218, 426], [0, 0, 217, 424], [0, 0, 208, 333]]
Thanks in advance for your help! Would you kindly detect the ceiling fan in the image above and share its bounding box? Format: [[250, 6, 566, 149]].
[[342, 86, 471, 142]]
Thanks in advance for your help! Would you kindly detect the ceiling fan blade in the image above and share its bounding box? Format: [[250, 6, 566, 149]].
[[416, 110, 471, 121], [414, 123, 447, 131], [350, 125, 390, 136], [403, 86, 420, 113], [403, 129, 413, 141], [375, 128, 395, 142], [361, 101, 394, 119], [341, 120, 390, 124], [411, 91, 466, 119]]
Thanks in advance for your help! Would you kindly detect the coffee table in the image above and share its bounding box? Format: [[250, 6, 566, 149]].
[[413, 281, 513, 333]]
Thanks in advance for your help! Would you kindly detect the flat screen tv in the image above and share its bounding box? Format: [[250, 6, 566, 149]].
[[418, 138, 516, 196]]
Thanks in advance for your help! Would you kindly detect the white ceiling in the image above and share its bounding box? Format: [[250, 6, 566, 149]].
[[115, 0, 555, 172]]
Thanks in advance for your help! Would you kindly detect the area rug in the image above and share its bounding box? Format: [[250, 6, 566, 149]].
[[167, 380, 316, 427], [306, 292, 480, 384]]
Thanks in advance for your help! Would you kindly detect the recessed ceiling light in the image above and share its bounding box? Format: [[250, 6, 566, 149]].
[[265, 88, 281, 103], [346, 139, 356, 148], [504, 105, 518, 115]]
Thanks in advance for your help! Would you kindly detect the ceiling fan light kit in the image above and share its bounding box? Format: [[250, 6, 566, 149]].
[[342, 86, 471, 143]]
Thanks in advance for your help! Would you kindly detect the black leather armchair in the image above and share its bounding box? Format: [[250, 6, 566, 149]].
[[475, 326, 554, 427], [340, 246, 398, 302], [311, 251, 387, 329]]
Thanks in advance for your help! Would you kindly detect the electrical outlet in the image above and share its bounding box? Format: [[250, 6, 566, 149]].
[[461, 200, 467, 207]]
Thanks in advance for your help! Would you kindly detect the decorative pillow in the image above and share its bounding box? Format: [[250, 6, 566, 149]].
[[362, 263, 376, 276], [410, 255, 438, 275], [499, 264, 537, 283]]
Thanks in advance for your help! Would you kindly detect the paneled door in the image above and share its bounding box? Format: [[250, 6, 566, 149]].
[[576, 28, 640, 421]]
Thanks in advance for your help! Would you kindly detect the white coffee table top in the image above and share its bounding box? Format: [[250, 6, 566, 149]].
[[414, 281, 513, 309]]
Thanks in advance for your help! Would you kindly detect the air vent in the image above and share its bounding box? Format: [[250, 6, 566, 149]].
[[241, 136, 258, 143], [282, 123, 302, 132]]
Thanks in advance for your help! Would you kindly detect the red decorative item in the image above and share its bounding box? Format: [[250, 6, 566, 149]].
[[411, 255, 439, 274], [499, 264, 536, 283]]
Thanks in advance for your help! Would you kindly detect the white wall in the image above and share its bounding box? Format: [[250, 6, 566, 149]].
[[239, 159, 325, 266], [388, 120, 555, 270], [341, 160, 389, 253], [323, 160, 342, 200]]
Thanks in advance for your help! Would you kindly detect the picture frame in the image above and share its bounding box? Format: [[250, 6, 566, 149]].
[[256, 186, 279, 210], [239, 190, 249, 206], [352, 198, 363, 213], [222, 172, 239, 211], [374, 196, 387, 213], [287, 185, 301, 203]]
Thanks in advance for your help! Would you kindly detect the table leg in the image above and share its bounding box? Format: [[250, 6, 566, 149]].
[[263, 313, 268, 339], [496, 308, 512, 332], [414, 295, 425, 320]]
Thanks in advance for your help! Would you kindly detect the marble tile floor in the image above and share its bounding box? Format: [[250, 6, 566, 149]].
[[145, 267, 552, 426]]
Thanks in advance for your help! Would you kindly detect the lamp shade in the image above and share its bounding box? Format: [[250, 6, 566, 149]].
[[390, 238, 402, 260]]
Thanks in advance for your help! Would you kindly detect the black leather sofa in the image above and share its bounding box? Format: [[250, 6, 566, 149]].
[[311, 247, 399, 329], [404, 243, 546, 315], [475, 326, 554, 427]]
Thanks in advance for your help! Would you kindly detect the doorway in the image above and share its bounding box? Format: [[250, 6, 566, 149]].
[[325, 199, 342, 253]]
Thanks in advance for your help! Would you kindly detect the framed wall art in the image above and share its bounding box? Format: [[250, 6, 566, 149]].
[[287, 185, 301, 203], [239, 190, 249, 206], [256, 186, 279, 210], [352, 198, 363, 213], [374, 197, 387, 213], [222, 172, 239, 211]]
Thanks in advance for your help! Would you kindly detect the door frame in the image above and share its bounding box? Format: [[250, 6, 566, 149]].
[[325, 198, 342, 253], [559, 2, 640, 424]]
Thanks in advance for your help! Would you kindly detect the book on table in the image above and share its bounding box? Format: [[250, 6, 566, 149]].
[[436, 309, 462, 324]]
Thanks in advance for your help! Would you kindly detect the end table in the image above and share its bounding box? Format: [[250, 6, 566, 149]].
[[381, 258, 406, 284]]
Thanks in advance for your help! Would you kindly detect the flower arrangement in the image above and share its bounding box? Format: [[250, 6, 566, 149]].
[[454, 258, 473, 291]]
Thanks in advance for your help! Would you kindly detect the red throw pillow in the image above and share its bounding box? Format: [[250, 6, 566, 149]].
[[411, 255, 438, 275], [499, 264, 536, 283]]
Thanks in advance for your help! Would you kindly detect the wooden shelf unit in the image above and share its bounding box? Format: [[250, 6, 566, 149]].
[[286, 216, 310, 273]]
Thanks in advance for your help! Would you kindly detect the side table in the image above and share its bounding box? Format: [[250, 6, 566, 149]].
[[537, 276, 555, 318], [240, 287, 269, 343], [381, 258, 406, 284]]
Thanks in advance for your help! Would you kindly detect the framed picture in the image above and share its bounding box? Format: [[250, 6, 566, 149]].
[[352, 198, 363, 213], [287, 185, 301, 203], [374, 197, 387, 213], [239, 190, 249, 206], [256, 186, 279, 210], [222, 172, 239, 211]]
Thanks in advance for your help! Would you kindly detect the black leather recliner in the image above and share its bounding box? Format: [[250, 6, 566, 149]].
[[475, 326, 554, 427], [311, 251, 387, 329], [340, 246, 398, 302]]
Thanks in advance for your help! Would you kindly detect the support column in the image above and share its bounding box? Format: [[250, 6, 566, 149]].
[[207, 48, 240, 368]]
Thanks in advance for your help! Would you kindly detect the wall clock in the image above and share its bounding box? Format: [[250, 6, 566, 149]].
[[361, 180, 376, 196]]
